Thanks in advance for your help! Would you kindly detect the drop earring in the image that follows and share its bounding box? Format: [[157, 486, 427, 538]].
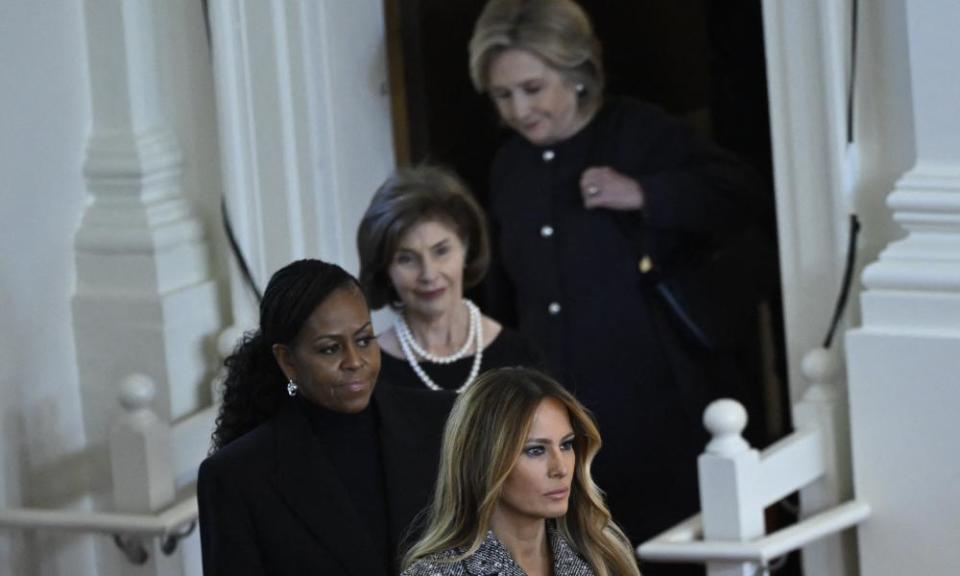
[[286, 378, 298, 397]]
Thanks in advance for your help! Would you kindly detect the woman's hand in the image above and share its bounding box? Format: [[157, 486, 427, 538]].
[[580, 166, 645, 211]]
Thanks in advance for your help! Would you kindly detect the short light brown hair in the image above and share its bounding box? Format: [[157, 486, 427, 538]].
[[469, 0, 605, 116], [357, 166, 490, 310]]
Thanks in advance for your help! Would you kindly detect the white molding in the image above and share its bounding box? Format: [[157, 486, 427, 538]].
[[761, 2, 861, 575], [209, 0, 395, 332], [762, 0, 855, 402]]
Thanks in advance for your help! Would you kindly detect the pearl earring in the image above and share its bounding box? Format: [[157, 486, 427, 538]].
[[575, 83, 585, 94]]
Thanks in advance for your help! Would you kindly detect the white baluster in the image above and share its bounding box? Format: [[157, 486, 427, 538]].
[[111, 374, 175, 514], [109, 374, 182, 575], [795, 348, 854, 576], [699, 399, 764, 576]]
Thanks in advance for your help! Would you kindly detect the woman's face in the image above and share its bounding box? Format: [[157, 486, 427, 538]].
[[274, 286, 381, 413], [487, 48, 584, 146], [496, 397, 576, 524], [388, 218, 467, 319]]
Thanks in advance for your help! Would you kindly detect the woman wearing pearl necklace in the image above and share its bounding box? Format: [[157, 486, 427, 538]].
[[358, 166, 542, 394]]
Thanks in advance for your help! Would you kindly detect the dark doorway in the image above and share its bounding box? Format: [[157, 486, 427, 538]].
[[385, 1, 795, 572], [386, 0, 774, 201]]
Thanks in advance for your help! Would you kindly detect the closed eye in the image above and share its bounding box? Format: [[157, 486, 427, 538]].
[[522, 83, 543, 96]]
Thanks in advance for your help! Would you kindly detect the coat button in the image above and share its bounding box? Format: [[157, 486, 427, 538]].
[[638, 255, 654, 273], [548, 302, 562, 315], [540, 225, 554, 238], [542, 150, 555, 162]]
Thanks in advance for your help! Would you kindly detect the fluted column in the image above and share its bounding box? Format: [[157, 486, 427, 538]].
[[846, 1, 960, 574]]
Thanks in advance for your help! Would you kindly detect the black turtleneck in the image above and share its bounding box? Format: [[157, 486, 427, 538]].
[[298, 397, 390, 574]]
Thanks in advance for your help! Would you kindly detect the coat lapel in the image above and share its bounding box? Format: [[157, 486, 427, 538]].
[[462, 529, 596, 576], [550, 529, 595, 575], [271, 400, 384, 576]]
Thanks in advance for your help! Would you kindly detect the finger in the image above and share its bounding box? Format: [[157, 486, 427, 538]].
[[581, 166, 603, 183]]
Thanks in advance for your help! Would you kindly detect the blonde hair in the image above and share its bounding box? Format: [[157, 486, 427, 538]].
[[468, 0, 605, 117], [402, 367, 640, 576]]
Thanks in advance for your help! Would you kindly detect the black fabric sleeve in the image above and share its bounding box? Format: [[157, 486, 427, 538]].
[[198, 458, 267, 576], [621, 104, 771, 238]]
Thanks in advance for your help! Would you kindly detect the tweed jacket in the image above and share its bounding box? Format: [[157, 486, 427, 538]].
[[402, 528, 595, 576]]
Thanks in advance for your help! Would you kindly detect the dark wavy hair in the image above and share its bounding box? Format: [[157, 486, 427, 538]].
[[210, 259, 360, 452], [357, 165, 490, 310]]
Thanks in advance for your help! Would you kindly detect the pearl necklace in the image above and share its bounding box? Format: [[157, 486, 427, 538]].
[[394, 299, 483, 394]]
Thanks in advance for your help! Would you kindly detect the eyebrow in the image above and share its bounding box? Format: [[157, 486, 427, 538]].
[[313, 321, 373, 342], [525, 432, 576, 444], [397, 237, 451, 253]]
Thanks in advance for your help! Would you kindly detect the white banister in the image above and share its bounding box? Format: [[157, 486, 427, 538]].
[[0, 361, 228, 571], [111, 374, 176, 514], [638, 500, 870, 565], [638, 348, 868, 575]]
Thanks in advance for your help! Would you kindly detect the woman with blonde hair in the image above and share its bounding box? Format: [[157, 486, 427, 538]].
[[402, 367, 640, 576], [469, 0, 774, 563]]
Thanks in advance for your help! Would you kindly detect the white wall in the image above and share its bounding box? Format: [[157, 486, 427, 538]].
[[0, 2, 99, 575]]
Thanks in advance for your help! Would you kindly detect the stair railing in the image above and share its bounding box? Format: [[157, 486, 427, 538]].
[[638, 347, 870, 576]]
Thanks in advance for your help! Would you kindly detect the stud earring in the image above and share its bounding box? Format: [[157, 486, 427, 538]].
[[286, 378, 298, 397], [575, 83, 585, 94]]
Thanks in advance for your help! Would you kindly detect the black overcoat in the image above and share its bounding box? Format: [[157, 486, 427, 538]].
[[487, 97, 773, 545], [197, 384, 454, 576]]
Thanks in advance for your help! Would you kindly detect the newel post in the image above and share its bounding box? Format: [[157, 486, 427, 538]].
[[795, 348, 856, 576], [109, 374, 181, 575], [698, 399, 764, 576]]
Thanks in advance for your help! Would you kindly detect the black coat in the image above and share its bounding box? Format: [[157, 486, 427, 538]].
[[486, 97, 774, 546], [197, 384, 454, 576]]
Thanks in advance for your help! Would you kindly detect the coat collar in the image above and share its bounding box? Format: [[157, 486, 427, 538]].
[[272, 397, 383, 576], [462, 528, 595, 576], [271, 385, 452, 576]]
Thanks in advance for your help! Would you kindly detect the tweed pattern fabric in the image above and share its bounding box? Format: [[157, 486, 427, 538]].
[[402, 528, 595, 576]]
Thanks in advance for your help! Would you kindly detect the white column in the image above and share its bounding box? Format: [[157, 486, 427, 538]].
[[846, 1, 960, 574], [73, 0, 222, 445], [209, 0, 396, 331]]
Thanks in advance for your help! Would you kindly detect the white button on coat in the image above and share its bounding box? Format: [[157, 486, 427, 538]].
[[540, 225, 554, 238], [542, 150, 555, 161], [548, 302, 562, 315]]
